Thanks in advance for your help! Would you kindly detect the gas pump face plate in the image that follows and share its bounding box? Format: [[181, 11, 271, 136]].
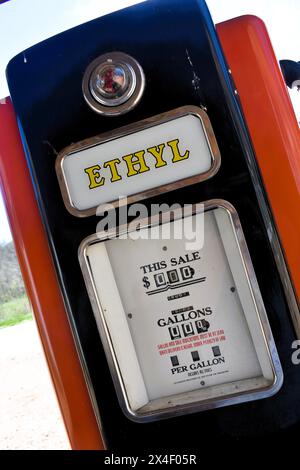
[[6, 0, 300, 447]]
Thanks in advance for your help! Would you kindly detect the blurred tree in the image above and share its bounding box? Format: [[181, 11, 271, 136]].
[[0, 242, 25, 303]]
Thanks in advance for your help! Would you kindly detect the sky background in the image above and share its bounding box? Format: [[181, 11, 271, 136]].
[[0, 0, 299, 244]]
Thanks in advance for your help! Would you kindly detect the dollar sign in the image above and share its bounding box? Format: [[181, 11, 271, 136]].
[[143, 276, 150, 289]]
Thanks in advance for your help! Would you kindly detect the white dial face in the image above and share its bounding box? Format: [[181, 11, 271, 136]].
[[82, 204, 279, 417]]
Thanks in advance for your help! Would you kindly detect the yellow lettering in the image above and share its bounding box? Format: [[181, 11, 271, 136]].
[[122, 150, 150, 177], [83, 138, 190, 190], [147, 143, 167, 168], [84, 165, 105, 189], [103, 158, 122, 182], [167, 139, 190, 162]]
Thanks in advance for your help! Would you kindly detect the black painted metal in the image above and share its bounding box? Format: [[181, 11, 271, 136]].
[[6, 0, 299, 448]]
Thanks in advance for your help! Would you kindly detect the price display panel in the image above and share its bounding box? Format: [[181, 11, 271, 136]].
[[80, 201, 282, 421]]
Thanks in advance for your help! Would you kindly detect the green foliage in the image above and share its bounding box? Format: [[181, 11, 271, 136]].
[[0, 295, 32, 328], [0, 241, 32, 327], [0, 241, 26, 303]]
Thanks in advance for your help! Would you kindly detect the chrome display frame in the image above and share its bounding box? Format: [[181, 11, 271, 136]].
[[78, 199, 283, 422], [55, 105, 221, 218]]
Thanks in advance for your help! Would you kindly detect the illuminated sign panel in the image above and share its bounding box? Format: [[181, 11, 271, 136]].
[[79, 200, 282, 421], [56, 106, 220, 216]]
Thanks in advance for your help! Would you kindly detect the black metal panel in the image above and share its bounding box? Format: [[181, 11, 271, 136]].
[[6, 0, 299, 449]]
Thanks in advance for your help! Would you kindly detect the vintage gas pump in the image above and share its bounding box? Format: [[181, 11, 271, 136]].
[[1, 0, 300, 450]]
